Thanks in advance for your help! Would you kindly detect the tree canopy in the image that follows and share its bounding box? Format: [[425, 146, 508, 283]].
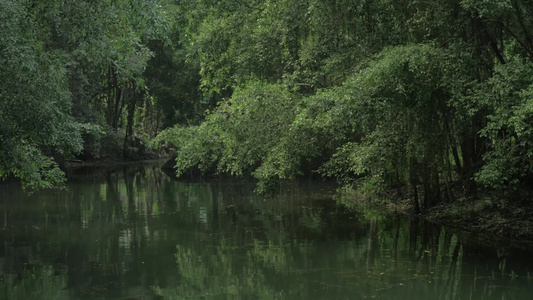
[[1, 0, 171, 190], [156, 0, 533, 205], [1, 0, 532, 203]]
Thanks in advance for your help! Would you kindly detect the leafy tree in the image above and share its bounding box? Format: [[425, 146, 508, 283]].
[[1, 0, 168, 189], [474, 58, 533, 189], [156, 0, 533, 202], [144, 2, 204, 127], [0, 0, 83, 190], [255, 44, 478, 206], [155, 81, 299, 178], [31, 0, 168, 159]]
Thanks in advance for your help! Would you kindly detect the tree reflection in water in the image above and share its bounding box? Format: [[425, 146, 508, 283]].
[[0, 163, 531, 299]]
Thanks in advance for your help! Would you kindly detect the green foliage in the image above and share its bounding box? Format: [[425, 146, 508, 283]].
[[253, 44, 475, 200], [474, 58, 533, 188], [4, 0, 533, 198], [218, 81, 298, 175], [155, 122, 224, 176], [180, 0, 413, 96], [140, 0, 533, 201], [0, 0, 83, 190], [253, 84, 360, 192], [344, 45, 469, 170], [32, 0, 170, 159], [154, 81, 299, 178], [1, 0, 170, 190], [145, 36, 203, 127], [336, 176, 387, 209], [460, 0, 513, 17]]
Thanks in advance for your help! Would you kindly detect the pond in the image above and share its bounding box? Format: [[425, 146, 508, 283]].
[[0, 162, 532, 299]]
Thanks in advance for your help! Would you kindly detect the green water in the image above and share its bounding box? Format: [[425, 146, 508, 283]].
[[0, 162, 532, 299]]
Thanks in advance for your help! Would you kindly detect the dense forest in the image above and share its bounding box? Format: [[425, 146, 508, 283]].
[[1, 0, 532, 211]]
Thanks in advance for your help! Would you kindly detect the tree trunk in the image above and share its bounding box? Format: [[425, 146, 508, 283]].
[[410, 160, 421, 214], [123, 84, 138, 157], [412, 181, 420, 214]]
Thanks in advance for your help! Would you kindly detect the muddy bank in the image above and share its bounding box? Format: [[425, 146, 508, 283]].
[[339, 186, 533, 243], [422, 195, 533, 241]]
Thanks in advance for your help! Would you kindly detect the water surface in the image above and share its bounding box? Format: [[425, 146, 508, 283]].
[[0, 162, 532, 299]]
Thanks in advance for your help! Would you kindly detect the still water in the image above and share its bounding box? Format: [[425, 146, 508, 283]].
[[0, 162, 532, 299]]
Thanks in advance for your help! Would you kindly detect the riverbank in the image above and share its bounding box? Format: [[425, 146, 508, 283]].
[[422, 193, 533, 241], [349, 190, 533, 243]]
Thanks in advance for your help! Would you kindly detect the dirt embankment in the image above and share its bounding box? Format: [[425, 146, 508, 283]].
[[344, 186, 533, 242], [422, 194, 533, 241], [376, 188, 533, 242]]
